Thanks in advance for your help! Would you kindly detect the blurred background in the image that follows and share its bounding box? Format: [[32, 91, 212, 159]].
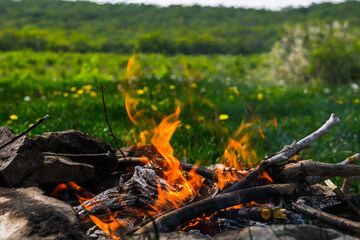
[[1, 0, 360, 177]]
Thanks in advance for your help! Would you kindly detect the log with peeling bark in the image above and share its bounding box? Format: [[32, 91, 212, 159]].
[[281, 160, 360, 178], [221, 114, 341, 194], [134, 184, 298, 234], [292, 202, 360, 234]]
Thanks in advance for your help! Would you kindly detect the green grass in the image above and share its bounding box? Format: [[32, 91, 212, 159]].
[[1, 51, 359, 182]]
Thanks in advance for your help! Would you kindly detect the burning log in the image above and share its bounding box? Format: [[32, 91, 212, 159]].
[[292, 202, 360, 234], [117, 155, 216, 181], [220, 114, 341, 194], [135, 183, 298, 233]]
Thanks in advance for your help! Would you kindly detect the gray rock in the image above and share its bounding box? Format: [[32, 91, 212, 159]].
[[0, 187, 87, 240], [33, 130, 118, 174], [25, 155, 94, 184], [0, 126, 43, 187], [213, 224, 355, 240]]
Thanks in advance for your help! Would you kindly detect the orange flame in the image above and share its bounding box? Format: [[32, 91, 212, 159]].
[[148, 107, 204, 213], [127, 53, 142, 79]]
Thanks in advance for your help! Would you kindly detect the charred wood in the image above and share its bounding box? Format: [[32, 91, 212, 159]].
[[135, 184, 298, 234]]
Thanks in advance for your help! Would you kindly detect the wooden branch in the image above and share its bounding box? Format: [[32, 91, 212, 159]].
[[281, 160, 360, 177], [0, 114, 49, 150], [100, 81, 124, 157], [342, 153, 360, 194], [342, 177, 360, 194], [302, 153, 360, 185], [292, 202, 360, 234], [43, 151, 111, 158], [134, 184, 297, 234], [221, 114, 340, 194], [263, 113, 341, 166]]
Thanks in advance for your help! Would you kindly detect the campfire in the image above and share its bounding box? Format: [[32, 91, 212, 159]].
[[1, 105, 360, 239]]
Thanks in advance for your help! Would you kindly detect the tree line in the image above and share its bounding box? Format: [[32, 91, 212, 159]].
[[0, 0, 359, 54]]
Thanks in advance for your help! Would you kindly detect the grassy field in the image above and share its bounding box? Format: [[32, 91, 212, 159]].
[[1, 51, 360, 185]]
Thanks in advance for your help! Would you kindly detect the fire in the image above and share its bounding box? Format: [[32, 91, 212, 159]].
[[50, 55, 278, 238], [148, 106, 204, 213]]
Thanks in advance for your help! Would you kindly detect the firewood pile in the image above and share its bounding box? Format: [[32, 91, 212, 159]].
[[1, 113, 360, 239]]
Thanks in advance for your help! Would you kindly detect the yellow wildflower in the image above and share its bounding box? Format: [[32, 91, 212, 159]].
[[354, 98, 359, 104], [337, 100, 344, 105], [219, 114, 229, 120], [169, 85, 176, 90], [77, 89, 84, 95], [28, 123, 34, 127], [197, 116, 205, 122], [9, 114, 18, 120], [63, 92, 69, 97], [143, 87, 149, 92], [73, 94, 79, 98], [90, 92, 97, 97], [137, 89, 144, 95], [185, 125, 191, 130], [257, 93, 263, 101], [190, 83, 197, 88], [82, 85, 92, 91], [7, 120, 12, 125], [70, 87, 77, 92], [150, 105, 158, 111]]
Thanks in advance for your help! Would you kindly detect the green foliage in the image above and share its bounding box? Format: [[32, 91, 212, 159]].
[[1, 51, 360, 168], [1, 0, 360, 54], [268, 21, 360, 85]]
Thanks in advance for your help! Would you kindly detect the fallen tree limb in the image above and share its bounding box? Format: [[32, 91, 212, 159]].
[[292, 202, 360, 234], [0, 114, 49, 150], [342, 177, 360, 194], [134, 184, 298, 234], [221, 114, 341, 194], [281, 160, 360, 178], [301, 154, 360, 185]]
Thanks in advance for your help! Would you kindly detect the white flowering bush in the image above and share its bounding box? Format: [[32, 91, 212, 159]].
[[269, 21, 360, 86]]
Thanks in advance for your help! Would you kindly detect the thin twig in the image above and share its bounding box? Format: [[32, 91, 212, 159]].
[[0, 114, 49, 150], [100, 81, 125, 157], [43, 151, 111, 158]]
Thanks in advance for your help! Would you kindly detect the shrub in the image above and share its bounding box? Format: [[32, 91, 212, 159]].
[[269, 21, 360, 86]]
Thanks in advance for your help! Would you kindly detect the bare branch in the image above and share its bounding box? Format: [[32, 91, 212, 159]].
[[100, 81, 125, 157], [0, 114, 49, 150]]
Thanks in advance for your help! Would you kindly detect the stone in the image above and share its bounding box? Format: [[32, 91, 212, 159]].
[[0, 126, 43, 187], [0, 187, 87, 240], [25, 155, 95, 184], [33, 130, 118, 174]]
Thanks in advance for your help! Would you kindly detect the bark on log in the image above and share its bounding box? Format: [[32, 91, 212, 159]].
[[221, 114, 340, 194], [292, 202, 360, 234], [135, 184, 297, 234], [281, 160, 360, 178]]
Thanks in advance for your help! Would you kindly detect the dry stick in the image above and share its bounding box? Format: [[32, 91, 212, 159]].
[[43, 151, 111, 158], [0, 114, 49, 150], [221, 113, 341, 194], [135, 184, 297, 234], [292, 202, 360, 234], [100, 81, 125, 157], [281, 160, 360, 178], [302, 153, 360, 185], [342, 177, 360, 194]]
